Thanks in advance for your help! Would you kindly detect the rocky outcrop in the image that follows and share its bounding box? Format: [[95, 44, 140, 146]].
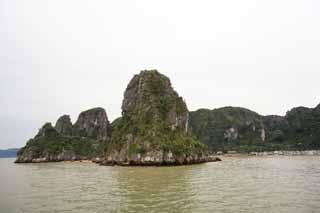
[[121, 70, 189, 133], [103, 150, 220, 166], [55, 115, 73, 136], [224, 127, 239, 141], [73, 107, 110, 141], [103, 70, 209, 166], [15, 108, 110, 163]]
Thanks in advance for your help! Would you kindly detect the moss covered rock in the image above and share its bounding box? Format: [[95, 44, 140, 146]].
[[190, 107, 266, 152], [15, 108, 110, 163], [189, 104, 320, 153], [104, 70, 208, 165]]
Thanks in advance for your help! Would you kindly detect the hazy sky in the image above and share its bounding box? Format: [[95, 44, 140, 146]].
[[1, 0, 320, 149]]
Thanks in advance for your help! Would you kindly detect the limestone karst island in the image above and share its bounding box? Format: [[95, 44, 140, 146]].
[[16, 70, 214, 165], [15, 70, 320, 165]]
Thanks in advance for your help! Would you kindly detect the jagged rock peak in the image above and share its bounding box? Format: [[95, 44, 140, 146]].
[[55, 115, 73, 136], [122, 70, 189, 132], [36, 123, 59, 138], [73, 107, 110, 141]]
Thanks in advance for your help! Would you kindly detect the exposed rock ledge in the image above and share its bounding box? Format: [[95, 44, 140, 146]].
[[16, 155, 94, 163], [100, 152, 221, 166], [15, 155, 221, 165]]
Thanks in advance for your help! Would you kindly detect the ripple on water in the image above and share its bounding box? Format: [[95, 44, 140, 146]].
[[0, 157, 320, 213]]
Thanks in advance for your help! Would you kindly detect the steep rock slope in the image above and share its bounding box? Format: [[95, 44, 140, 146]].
[[55, 115, 73, 136], [104, 70, 208, 165], [72, 107, 110, 140]]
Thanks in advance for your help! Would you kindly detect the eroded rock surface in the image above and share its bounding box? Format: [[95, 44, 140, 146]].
[[103, 70, 209, 166], [73, 107, 110, 140], [55, 115, 73, 136]]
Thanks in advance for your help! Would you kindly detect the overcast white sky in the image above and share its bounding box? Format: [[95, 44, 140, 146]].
[[1, 0, 320, 149]]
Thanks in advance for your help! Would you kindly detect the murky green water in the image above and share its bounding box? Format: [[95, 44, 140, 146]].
[[1, 156, 320, 212]]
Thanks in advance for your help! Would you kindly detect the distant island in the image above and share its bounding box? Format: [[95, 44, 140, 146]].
[[15, 70, 320, 165], [0, 148, 19, 158], [190, 104, 320, 153]]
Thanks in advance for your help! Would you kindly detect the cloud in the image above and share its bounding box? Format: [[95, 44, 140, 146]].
[[0, 0, 319, 148]]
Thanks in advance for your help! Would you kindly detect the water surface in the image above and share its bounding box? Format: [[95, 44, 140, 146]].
[[1, 156, 319, 212]]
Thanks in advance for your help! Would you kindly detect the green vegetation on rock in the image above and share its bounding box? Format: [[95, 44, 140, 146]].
[[105, 70, 207, 165], [190, 105, 320, 153], [16, 108, 110, 163], [16, 68, 320, 164], [16, 123, 106, 162]]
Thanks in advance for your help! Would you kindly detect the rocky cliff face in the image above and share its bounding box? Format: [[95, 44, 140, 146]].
[[190, 104, 320, 152], [55, 115, 73, 136], [104, 70, 208, 165], [15, 108, 110, 163], [73, 107, 110, 140], [121, 70, 189, 133]]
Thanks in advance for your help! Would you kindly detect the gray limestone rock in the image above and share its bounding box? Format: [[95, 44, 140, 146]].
[[73, 107, 110, 141], [55, 115, 73, 136]]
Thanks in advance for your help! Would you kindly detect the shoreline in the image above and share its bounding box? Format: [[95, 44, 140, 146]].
[[14, 156, 222, 166], [12, 150, 320, 165], [216, 150, 320, 157]]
